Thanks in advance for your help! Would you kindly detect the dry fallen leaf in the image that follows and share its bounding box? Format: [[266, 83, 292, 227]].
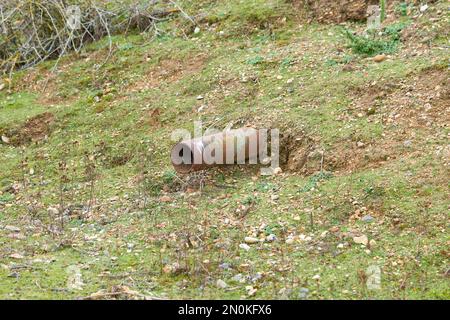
[[353, 235, 369, 246]]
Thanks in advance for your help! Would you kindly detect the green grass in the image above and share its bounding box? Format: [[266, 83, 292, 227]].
[[0, 0, 449, 300]]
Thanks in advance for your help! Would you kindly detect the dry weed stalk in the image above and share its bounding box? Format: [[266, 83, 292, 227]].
[[0, 0, 192, 75]]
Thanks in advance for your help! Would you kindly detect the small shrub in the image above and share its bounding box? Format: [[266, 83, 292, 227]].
[[343, 22, 408, 56], [344, 31, 396, 56], [383, 22, 408, 40], [162, 170, 177, 185]]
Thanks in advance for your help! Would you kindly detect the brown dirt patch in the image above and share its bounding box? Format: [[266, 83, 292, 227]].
[[6, 112, 55, 146], [302, 0, 379, 23], [13, 58, 77, 104], [137, 107, 161, 128], [279, 130, 315, 173]]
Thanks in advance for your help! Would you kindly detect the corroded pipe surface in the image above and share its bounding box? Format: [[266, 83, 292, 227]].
[[171, 128, 264, 174]]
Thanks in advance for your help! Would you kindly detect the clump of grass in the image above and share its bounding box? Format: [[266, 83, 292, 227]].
[[395, 2, 410, 16], [343, 30, 396, 56], [343, 22, 408, 56]]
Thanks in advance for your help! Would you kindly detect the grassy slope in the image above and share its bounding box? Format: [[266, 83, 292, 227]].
[[0, 0, 449, 299]]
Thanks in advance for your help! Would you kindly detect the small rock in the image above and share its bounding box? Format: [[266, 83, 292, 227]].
[[8, 233, 26, 240], [216, 279, 228, 289], [239, 243, 251, 251], [273, 167, 283, 175], [337, 243, 345, 249], [66, 265, 84, 290], [246, 286, 257, 296], [266, 234, 277, 242], [367, 107, 376, 115], [47, 207, 59, 216], [286, 78, 294, 84], [270, 194, 279, 201], [420, 4, 428, 12], [244, 236, 259, 244], [5, 225, 21, 232], [251, 273, 262, 282], [369, 239, 377, 248], [361, 215, 374, 223], [278, 287, 292, 299], [9, 253, 24, 260], [238, 263, 250, 271], [403, 140, 412, 148], [373, 54, 387, 63], [162, 262, 180, 274], [329, 226, 340, 233], [162, 264, 172, 274], [0, 83, 5, 91], [194, 26, 201, 34], [196, 95, 204, 100], [232, 274, 243, 282], [159, 195, 172, 203], [357, 141, 365, 148], [1, 135, 10, 144], [312, 274, 320, 280], [353, 235, 369, 246]]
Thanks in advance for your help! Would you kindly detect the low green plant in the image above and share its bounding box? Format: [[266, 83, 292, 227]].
[[344, 31, 396, 56], [162, 170, 177, 185], [395, 2, 410, 16], [300, 171, 333, 193], [247, 56, 265, 65], [383, 22, 408, 40], [343, 22, 408, 56]]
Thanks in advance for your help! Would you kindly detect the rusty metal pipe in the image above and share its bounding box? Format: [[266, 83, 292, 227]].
[[171, 128, 265, 174]]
